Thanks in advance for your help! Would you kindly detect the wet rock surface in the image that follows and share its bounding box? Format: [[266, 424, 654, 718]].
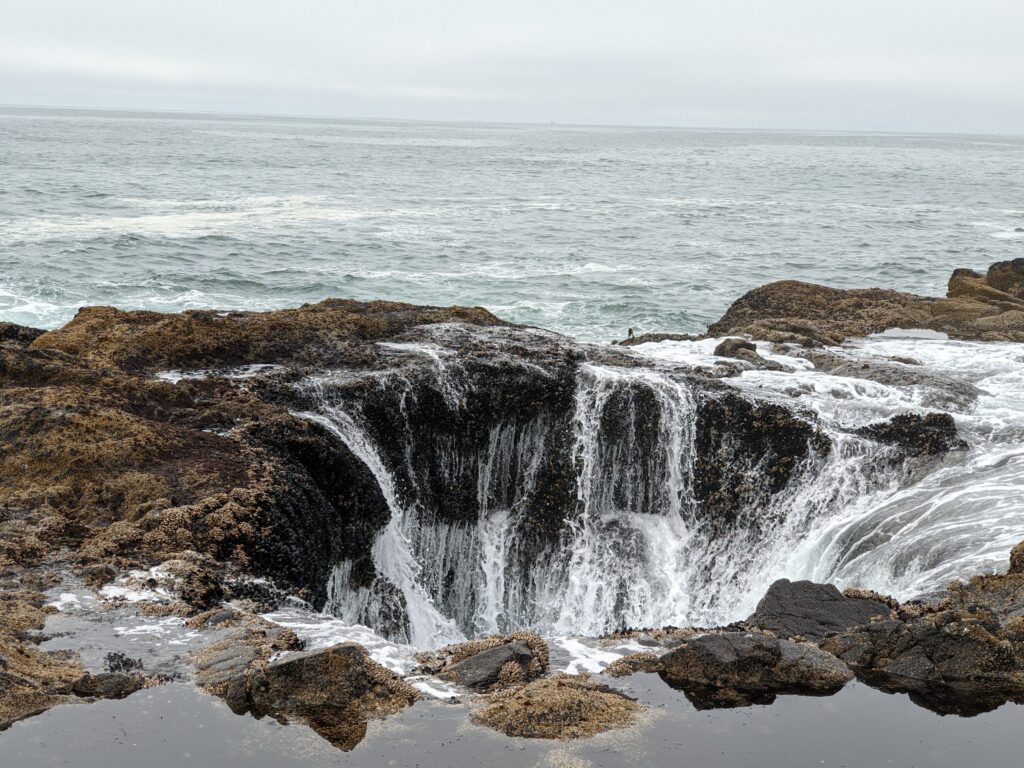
[[855, 413, 965, 457], [712, 337, 787, 371], [416, 632, 549, 692], [656, 631, 854, 709], [472, 675, 641, 738], [748, 579, 895, 640], [822, 551, 1024, 716], [707, 258, 1024, 345], [1, 275, 1022, 746]]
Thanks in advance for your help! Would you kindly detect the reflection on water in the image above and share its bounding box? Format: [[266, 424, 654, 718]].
[[2, 677, 1022, 767]]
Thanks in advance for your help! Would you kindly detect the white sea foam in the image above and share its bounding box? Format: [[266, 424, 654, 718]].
[[638, 334, 1024, 603]]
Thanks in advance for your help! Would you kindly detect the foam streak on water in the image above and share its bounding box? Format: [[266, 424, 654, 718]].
[[3, 108, 1023, 341], [639, 335, 1024, 602]]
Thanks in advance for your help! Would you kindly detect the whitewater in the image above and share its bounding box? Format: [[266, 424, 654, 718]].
[[5, 108, 1023, 667]]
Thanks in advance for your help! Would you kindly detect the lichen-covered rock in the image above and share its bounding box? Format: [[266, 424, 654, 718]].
[[712, 337, 786, 371], [604, 652, 664, 678], [748, 579, 895, 640], [1010, 542, 1024, 576], [31, 300, 508, 372], [472, 675, 641, 739], [416, 631, 549, 692], [197, 638, 419, 751], [707, 259, 1024, 345], [658, 631, 853, 709]]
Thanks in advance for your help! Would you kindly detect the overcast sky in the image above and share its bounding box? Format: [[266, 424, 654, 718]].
[[2, 0, 1022, 132]]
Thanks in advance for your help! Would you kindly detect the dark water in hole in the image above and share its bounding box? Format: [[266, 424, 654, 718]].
[[2, 678, 1020, 768]]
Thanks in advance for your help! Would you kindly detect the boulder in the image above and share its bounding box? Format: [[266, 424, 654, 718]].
[[198, 640, 418, 751], [71, 671, 147, 699], [749, 579, 894, 640], [713, 337, 786, 371], [417, 631, 549, 692], [822, 610, 1024, 716], [822, 549, 1024, 716], [658, 631, 852, 709], [472, 675, 641, 739], [440, 641, 534, 691]]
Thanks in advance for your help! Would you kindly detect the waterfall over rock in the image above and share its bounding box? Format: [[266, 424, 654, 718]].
[[284, 324, 970, 648]]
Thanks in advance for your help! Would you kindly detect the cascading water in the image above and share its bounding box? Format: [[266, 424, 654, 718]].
[[290, 328, 1024, 650]]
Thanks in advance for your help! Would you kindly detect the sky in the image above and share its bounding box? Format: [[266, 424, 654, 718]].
[[1, 0, 1022, 133]]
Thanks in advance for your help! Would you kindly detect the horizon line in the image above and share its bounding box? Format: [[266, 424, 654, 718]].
[[2, 101, 1021, 140]]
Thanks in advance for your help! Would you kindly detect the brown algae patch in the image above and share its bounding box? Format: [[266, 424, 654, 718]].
[[472, 675, 642, 739]]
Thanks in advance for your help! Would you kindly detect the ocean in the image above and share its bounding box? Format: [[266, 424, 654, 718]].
[[2, 106, 1022, 340]]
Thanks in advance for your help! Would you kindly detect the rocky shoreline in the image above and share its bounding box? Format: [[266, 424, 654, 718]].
[[2, 261, 1024, 749]]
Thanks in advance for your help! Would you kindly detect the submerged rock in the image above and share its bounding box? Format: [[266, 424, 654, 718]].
[[658, 631, 853, 709], [472, 675, 641, 739], [748, 579, 895, 640]]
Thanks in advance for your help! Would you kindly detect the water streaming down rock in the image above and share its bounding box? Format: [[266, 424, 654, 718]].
[[286, 326, 949, 648]]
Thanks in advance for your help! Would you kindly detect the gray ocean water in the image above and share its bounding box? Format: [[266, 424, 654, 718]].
[[2, 107, 1022, 340]]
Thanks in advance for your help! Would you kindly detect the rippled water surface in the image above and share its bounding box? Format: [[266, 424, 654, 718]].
[[2, 107, 1022, 339]]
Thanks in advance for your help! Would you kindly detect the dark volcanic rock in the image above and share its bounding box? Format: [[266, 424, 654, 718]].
[[749, 579, 894, 640], [822, 611, 1024, 716], [71, 671, 148, 700], [822, 550, 1024, 716], [614, 332, 698, 347], [855, 413, 965, 456], [694, 393, 830, 534], [658, 631, 853, 709], [440, 642, 535, 691], [0, 323, 45, 347]]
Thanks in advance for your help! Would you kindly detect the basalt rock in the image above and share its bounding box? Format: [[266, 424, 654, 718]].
[[822, 550, 1024, 715], [855, 413, 966, 457], [693, 392, 830, 534], [31, 300, 509, 372], [614, 332, 699, 347], [0, 322, 45, 347], [748, 579, 895, 640], [441, 642, 535, 691], [821, 611, 1024, 716], [707, 259, 1024, 344], [657, 631, 853, 709]]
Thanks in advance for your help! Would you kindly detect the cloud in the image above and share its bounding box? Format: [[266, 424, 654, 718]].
[[1, 0, 1022, 132]]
